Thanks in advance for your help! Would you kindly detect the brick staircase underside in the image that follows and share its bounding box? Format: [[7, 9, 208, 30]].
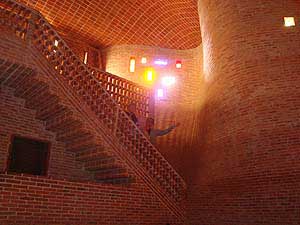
[[0, 28, 133, 185], [0, 28, 185, 220]]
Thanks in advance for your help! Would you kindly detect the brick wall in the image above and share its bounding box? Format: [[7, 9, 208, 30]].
[[0, 86, 93, 182], [62, 35, 103, 69], [187, 0, 300, 224], [0, 173, 181, 224], [102, 45, 206, 179], [0, 24, 184, 225]]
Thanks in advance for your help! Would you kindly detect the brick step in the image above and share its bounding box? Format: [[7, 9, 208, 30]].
[[0, 63, 17, 84], [95, 177, 134, 185], [15, 76, 37, 98], [0, 59, 7, 77], [54, 122, 83, 137], [65, 138, 97, 153], [1, 63, 33, 87], [94, 167, 128, 180], [17, 79, 48, 103], [25, 92, 59, 110], [66, 134, 97, 152], [45, 110, 77, 131], [47, 117, 82, 133], [94, 172, 129, 181], [56, 128, 92, 143], [75, 147, 110, 162], [83, 157, 121, 171], [14, 78, 45, 99], [36, 104, 68, 121], [21, 81, 49, 100], [65, 131, 95, 146]]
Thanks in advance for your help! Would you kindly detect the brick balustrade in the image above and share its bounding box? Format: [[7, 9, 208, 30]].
[[88, 66, 152, 118], [0, 0, 186, 202]]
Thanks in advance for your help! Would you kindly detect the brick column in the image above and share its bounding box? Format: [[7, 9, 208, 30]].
[[189, 1, 300, 224], [197, 0, 300, 180]]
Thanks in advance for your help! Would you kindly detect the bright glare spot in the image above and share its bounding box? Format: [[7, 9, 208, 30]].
[[162, 76, 176, 86], [157, 89, 164, 98], [53, 40, 58, 53], [141, 57, 147, 64], [154, 59, 168, 66], [129, 57, 136, 72], [284, 17, 295, 27], [147, 71, 153, 81], [176, 61, 182, 69], [144, 68, 156, 84], [84, 51, 88, 64]]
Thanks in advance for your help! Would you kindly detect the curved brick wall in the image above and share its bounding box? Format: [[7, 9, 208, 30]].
[[18, 0, 201, 49], [188, 0, 300, 224]]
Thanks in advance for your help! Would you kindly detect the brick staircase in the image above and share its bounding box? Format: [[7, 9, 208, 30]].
[[0, 0, 186, 219], [0, 60, 133, 184]]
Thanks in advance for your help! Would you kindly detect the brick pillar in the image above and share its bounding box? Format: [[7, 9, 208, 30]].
[[197, 0, 300, 181], [187, 1, 300, 224]]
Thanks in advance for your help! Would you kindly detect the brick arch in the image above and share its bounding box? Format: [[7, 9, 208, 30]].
[[18, 0, 201, 49]]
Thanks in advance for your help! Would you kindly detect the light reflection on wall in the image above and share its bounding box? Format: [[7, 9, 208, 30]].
[[102, 44, 205, 178]]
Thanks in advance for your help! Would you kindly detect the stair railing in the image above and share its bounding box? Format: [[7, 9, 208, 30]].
[[0, 0, 186, 202], [88, 66, 152, 119]]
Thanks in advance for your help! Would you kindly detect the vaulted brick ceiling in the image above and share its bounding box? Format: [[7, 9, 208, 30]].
[[18, 0, 201, 50]]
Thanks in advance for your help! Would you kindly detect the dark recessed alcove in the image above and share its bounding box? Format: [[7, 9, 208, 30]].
[[7, 136, 50, 176]]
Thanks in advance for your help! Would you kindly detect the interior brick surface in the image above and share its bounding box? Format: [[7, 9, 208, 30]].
[[17, 0, 201, 50], [2, 0, 300, 224], [62, 35, 103, 69], [0, 25, 184, 225], [187, 0, 300, 224], [0, 173, 182, 224], [0, 86, 94, 182]]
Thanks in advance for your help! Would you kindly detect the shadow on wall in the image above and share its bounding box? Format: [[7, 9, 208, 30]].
[[153, 104, 205, 182], [154, 96, 214, 184], [181, 100, 211, 184], [185, 89, 243, 185]]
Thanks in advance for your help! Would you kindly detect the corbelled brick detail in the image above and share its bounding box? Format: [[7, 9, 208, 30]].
[[0, 51, 133, 185], [0, 85, 94, 181]]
